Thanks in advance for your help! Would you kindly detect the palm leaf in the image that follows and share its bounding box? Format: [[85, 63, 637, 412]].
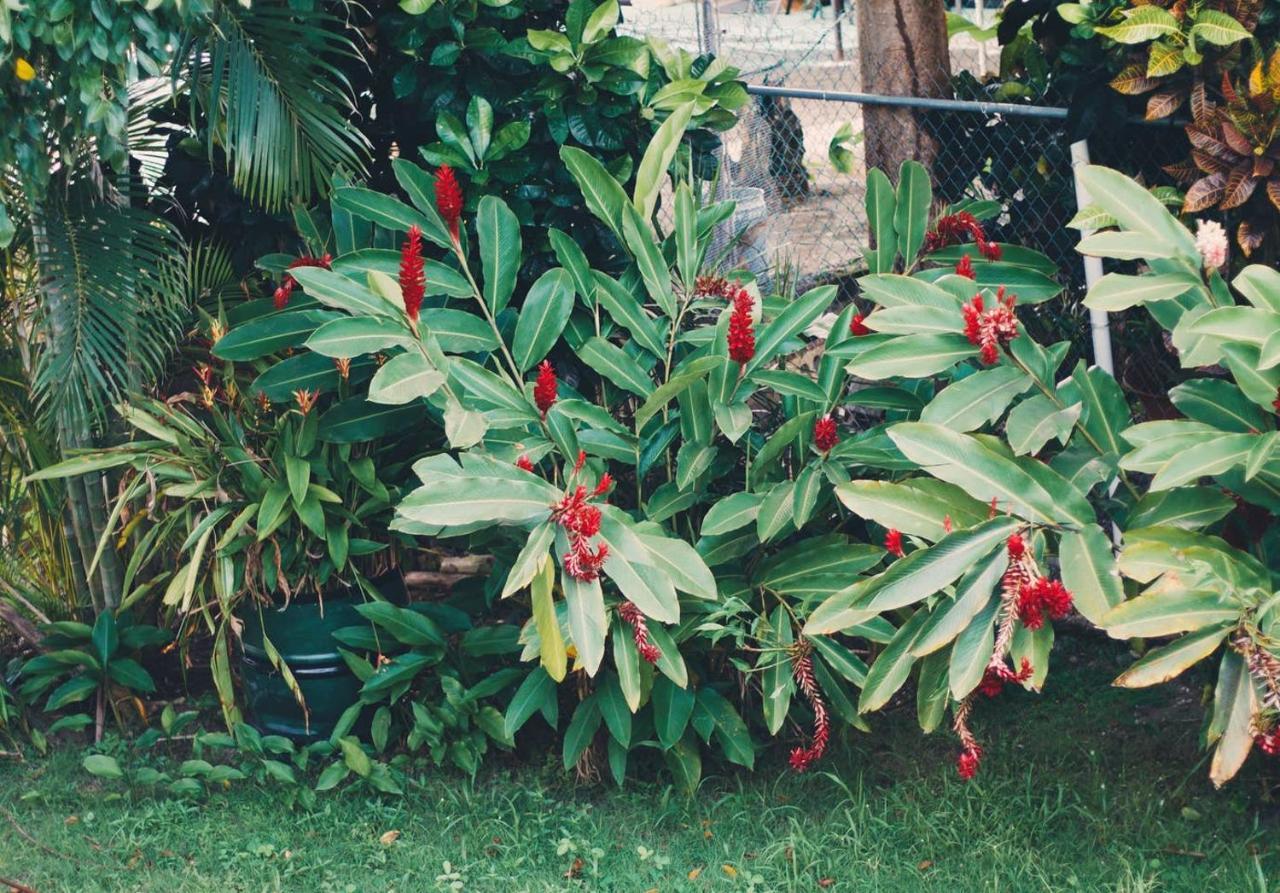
[[180, 3, 371, 211]]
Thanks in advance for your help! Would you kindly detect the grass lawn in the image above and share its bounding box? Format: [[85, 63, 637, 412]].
[[1, 636, 1277, 893]]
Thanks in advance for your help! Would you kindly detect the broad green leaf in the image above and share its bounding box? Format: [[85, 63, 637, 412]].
[[477, 196, 522, 312], [578, 337, 654, 396], [560, 146, 628, 239], [745, 285, 837, 376], [306, 317, 413, 358], [512, 269, 574, 371], [562, 697, 602, 770], [501, 523, 556, 598], [912, 548, 1005, 656], [332, 187, 434, 236], [367, 351, 445, 405], [865, 167, 897, 273], [701, 492, 763, 536], [289, 266, 397, 318], [948, 594, 999, 699], [653, 675, 694, 749], [1114, 623, 1232, 688], [847, 334, 977, 379], [621, 204, 677, 317], [504, 667, 557, 738], [889, 423, 1093, 526], [635, 356, 723, 429], [1058, 525, 1124, 624], [592, 272, 666, 358], [355, 602, 445, 649], [563, 575, 607, 676], [397, 476, 555, 527], [1083, 271, 1201, 311], [531, 556, 566, 681], [894, 160, 931, 269], [920, 366, 1031, 431], [390, 158, 454, 248], [214, 310, 342, 361], [598, 517, 679, 623], [1101, 588, 1240, 638], [1126, 487, 1236, 530], [859, 608, 930, 712], [761, 605, 794, 734], [857, 274, 957, 310], [633, 102, 694, 220], [1005, 395, 1081, 455]]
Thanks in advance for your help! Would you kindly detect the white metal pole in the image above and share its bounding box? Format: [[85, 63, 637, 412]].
[[1069, 139, 1114, 376]]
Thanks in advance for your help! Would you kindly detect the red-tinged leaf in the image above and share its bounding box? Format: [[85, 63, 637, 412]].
[[1146, 90, 1183, 119], [1254, 155, 1275, 178], [1190, 79, 1209, 123], [1221, 163, 1259, 209], [1183, 173, 1227, 212], [1236, 219, 1265, 257], [1221, 121, 1254, 156], [1267, 178, 1280, 212], [1222, 70, 1238, 104], [1111, 64, 1159, 95], [1187, 125, 1234, 161], [1192, 149, 1230, 175], [1163, 160, 1199, 184]]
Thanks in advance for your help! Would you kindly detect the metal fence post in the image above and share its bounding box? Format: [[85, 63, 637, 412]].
[[698, 0, 718, 57], [1069, 139, 1114, 377]]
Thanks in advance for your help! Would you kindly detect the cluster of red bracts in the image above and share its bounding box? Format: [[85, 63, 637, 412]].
[[550, 458, 612, 582], [789, 647, 830, 772], [1016, 578, 1073, 630], [955, 255, 976, 280], [923, 211, 1002, 261], [1257, 726, 1280, 756], [693, 275, 737, 301], [618, 601, 661, 665], [1272, 386, 1280, 415], [436, 165, 464, 243], [849, 312, 871, 336], [534, 361, 557, 417], [399, 225, 426, 323], [978, 657, 1033, 698], [273, 254, 332, 310], [884, 528, 904, 558], [962, 286, 1019, 365], [812, 415, 839, 454], [727, 287, 755, 365]]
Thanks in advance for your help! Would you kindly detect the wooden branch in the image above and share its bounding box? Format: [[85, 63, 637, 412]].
[[0, 876, 38, 893], [0, 603, 41, 649]]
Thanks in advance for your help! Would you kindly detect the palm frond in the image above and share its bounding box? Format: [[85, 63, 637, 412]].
[[182, 2, 371, 212], [30, 198, 188, 434]]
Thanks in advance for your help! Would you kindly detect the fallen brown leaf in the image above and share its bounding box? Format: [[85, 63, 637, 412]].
[[379, 830, 401, 846]]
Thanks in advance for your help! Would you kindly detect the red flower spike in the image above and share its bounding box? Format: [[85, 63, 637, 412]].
[[813, 415, 839, 454], [515, 454, 535, 472], [943, 515, 953, 534], [955, 254, 976, 280], [1257, 728, 1280, 756], [850, 312, 871, 336], [961, 287, 1018, 365], [885, 528, 905, 558], [534, 361, 557, 417], [573, 450, 587, 473], [1006, 533, 1025, 560], [789, 649, 830, 773], [1016, 578, 1074, 630], [619, 601, 661, 664], [399, 225, 425, 322], [593, 472, 613, 498], [435, 165, 463, 242], [727, 288, 756, 364], [551, 476, 612, 582], [956, 746, 982, 781], [563, 539, 608, 582], [980, 240, 1002, 262], [694, 275, 734, 300], [273, 254, 332, 310]]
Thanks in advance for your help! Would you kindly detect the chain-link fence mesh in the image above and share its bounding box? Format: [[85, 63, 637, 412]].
[[622, 0, 1176, 409]]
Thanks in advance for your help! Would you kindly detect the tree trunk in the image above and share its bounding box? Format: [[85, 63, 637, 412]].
[[857, 0, 952, 177]]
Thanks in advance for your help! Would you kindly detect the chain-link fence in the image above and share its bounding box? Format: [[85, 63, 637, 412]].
[[622, 0, 1178, 404]]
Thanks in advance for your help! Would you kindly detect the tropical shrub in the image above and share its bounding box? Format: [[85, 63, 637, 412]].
[[806, 162, 1280, 786]]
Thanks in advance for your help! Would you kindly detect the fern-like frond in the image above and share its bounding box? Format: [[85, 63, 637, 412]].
[[181, 2, 371, 212], [31, 198, 188, 434]]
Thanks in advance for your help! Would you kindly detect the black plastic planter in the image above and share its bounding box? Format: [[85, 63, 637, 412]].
[[240, 573, 405, 740]]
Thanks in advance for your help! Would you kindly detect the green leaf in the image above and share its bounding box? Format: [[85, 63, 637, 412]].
[[501, 523, 555, 599], [289, 266, 397, 318], [597, 673, 632, 746], [1101, 588, 1240, 638], [889, 423, 1093, 526], [46, 676, 99, 711], [1189, 9, 1250, 45], [592, 273, 666, 358], [599, 518, 679, 623], [355, 602, 446, 649], [332, 187, 434, 237], [612, 619, 642, 711], [577, 337, 654, 396], [634, 356, 723, 429], [921, 366, 1031, 431], [846, 334, 977, 379], [285, 454, 310, 507], [893, 160, 931, 269], [633, 102, 694, 220], [1114, 623, 1232, 688], [745, 285, 837, 376], [560, 146, 628, 239], [397, 476, 555, 528], [562, 697, 602, 770], [214, 310, 343, 361], [582, 0, 619, 43], [1083, 272, 1201, 312], [477, 196, 522, 313], [702, 492, 763, 536], [1058, 525, 1124, 625], [949, 594, 1000, 699], [1005, 395, 1081, 456], [83, 754, 124, 780], [913, 548, 1005, 656], [697, 687, 755, 768], [367, 351, 445, 405], [621, 204, 677, 317], [1127, 487, 1236, 530], [653, 675, 695, 749], [563, 575, 607, 676], [675, 184, 699, 292], [91, 611, 117, 666], [859, 608, 930, 712], [250, 353, 338, 402], [306, 317, 413, 358], [1095, 5, 1180, 42], [390, 159, 454, 248], [512, 269, 574, 372], [531, 556, 566, 681]]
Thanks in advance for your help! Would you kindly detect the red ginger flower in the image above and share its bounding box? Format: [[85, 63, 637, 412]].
[[1257, 727, 1280, 756], [789, 648, 830, 772], [1016, 577, 1073, 630], [551, 477, 611, 582], [962, 286, 1018, 365], [563, 539, 608, 582], [619, 601, 661, 665], [435, 165, 463, 241], [727, 288, 756, 364], [694, 275, 735, 300], [273, 253, 332, 310], [399, 225, 425, 322], [978, 657, 1033, 697], [1006, 532, 1025, 560], [533, 361, 557, 417], [955, 254, 976, 280], [593, 472, 613, 497], [980, 240, 1002, 261], [515, 454, 535, 472], [924, 211, 1001, 262], [850, 312, 871, 336], [884, 528, 904, 558], [956, 746, 982, 781], [813, 415, 839, 453]]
